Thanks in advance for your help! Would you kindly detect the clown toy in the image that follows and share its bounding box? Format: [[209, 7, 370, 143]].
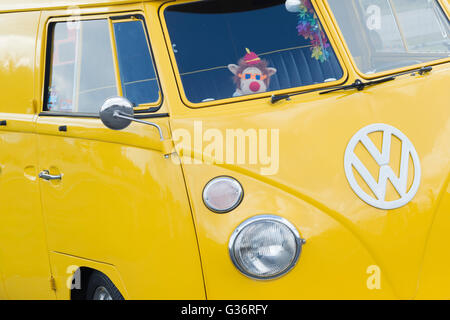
[[228, 49, 277, 97]]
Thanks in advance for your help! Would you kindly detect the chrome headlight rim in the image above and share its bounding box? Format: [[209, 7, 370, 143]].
[[202, 176, 244, 214], [228, 215, 305, 281]]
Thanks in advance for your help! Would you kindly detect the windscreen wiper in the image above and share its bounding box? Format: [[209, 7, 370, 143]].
[[270, 77, 395, 103], [318, 77, 395, 95], [320, 66, 433, 95], [271, 66, 433, 104]]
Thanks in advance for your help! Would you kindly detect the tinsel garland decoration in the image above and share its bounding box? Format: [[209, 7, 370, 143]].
[[296, 0, 330, 62]]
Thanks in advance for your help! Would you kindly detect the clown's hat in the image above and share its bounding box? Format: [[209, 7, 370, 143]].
[[243, 48, 261, 65]]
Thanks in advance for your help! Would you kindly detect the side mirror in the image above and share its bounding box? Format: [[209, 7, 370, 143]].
[[100, 97, 134, 131], [100, 97, 164, 141]]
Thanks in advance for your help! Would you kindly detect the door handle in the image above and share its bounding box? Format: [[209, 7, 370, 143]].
[[39, 170, 62, 181]]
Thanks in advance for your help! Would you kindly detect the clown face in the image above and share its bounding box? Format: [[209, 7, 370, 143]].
[[239, 66, 270, 95], [228, 63, 277, 97]]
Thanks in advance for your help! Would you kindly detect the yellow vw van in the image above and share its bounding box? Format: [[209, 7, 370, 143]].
[[0, 0, 449, 300]]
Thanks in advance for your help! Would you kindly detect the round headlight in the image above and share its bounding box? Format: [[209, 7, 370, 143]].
[[203, 176, 244, 213], [229, 215, 305, 280]]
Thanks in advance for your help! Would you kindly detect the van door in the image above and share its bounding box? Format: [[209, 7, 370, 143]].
[[35, 11, 204, 299], [0, 11, 55, 299]]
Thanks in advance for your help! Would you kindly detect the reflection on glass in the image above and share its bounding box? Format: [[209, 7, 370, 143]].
[[46, 23, 77, 112], [46, 20, 116, 113], [328, 0, 450, 74], [359, 0, 406, 52], [392, 0, 450, 52]]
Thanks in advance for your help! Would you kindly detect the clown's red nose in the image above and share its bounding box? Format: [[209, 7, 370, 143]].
[[249, 81, 260, 92]]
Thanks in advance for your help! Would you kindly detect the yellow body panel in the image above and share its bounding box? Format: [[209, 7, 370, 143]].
[[49, 251, 128, 300], [0, 12, 55, 299], [168, 64, 450, 299], [33, 4, 205, 300], [0, 0, 448, 299]]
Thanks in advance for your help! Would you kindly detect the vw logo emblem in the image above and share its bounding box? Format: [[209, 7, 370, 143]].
[[344, 124, 421, 210]]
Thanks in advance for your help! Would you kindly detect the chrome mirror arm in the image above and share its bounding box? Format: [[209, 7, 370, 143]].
[[113, 111, 164, 141]]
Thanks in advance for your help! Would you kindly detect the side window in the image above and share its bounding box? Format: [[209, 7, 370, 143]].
[[45, 17, 160, 114], [46, 20, 116, 113], [113, 20, 160, 105]]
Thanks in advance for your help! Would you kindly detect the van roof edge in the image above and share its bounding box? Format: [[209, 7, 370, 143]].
[[0, 0, 163, 13]]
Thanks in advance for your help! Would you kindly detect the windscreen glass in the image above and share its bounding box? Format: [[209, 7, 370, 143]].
[[164, 0, 343, 104], [328, 0, 450, 74]]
